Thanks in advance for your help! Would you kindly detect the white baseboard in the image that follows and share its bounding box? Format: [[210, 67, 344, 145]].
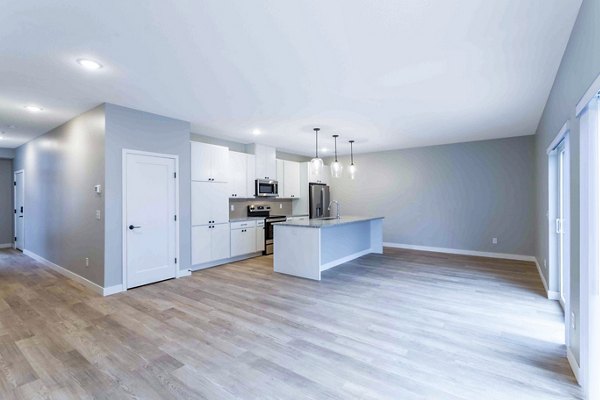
[[567, 346, 581, 385], [102, 284, 124, 296], [383, 242, 536, 262], [23, 249, 122, 296], [534, 258, 561, 300], [0, 243, 13, 249], [177, 268, 192, 278]]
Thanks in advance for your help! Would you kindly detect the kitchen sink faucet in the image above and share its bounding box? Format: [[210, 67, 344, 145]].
[[328, 200, 340, 219]]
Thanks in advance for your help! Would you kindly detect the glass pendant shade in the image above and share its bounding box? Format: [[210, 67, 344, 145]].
[[310, 128, 323, 177], [348, 163, 357, 180], [330, 160, 343, 178], [310, 157, 324, 176], [348, 139, 356, 179], [330, 134, 343, 178]]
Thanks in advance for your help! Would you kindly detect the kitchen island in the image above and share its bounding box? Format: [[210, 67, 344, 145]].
[[273, 216, 384, 280]]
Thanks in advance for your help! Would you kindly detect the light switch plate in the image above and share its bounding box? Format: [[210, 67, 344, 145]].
[[96, 210, 101, 220], [230, 204, 235, 211]]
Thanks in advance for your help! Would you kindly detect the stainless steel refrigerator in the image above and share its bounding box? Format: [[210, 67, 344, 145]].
[[309, 183, 330, 219]]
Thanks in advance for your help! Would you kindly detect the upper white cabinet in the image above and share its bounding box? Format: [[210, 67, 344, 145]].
[[228, 151, 257, 198], [229, 151, 248, 198], [276, 159, 284, 196], [283, 160, 301, 198], [192, 181, 229, 225], [191, 142, 229, 182], [253, 144, 277, 180]]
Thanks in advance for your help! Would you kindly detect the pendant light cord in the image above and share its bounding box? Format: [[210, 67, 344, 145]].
[[314, 128, 320, 158], [333, 134, 339, 162], [349, 140, 354, 165]]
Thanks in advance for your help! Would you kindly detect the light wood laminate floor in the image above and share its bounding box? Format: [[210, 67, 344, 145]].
[[0, 248, 581, 399]]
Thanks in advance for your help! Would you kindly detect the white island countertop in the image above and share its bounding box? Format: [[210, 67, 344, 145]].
[[276, 216, 384, 228], [274, 216, 384, 280]]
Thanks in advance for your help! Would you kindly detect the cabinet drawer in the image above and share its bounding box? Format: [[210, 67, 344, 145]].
[[230, 220, 257, 230]]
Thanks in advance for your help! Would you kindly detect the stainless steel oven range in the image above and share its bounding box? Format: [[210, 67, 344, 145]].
[[248, 205, 287, 255]]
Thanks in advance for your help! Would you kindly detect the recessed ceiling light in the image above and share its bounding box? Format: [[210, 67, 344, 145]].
[[24, 105, 43, 112], [252, 128, 261, 135], [77, 58, 103, 70]]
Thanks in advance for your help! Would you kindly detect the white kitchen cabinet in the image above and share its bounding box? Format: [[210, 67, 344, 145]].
[[256, 220, 265, 252], [192, 224, 231, 265], [246, 154, 256, 196], [254, 144, 277, 180], [276, 159, 284, 196], [192, 181, 229, 225], [191, 142, 229, 182], [283, 160, 300, 198], [229, 151, 248, 198], [231, 226, 257, 257]]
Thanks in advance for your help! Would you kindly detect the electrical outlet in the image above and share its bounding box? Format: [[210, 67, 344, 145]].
[[279, 203, 283, 209], [230, 204, 235, 211], [544, 259, 547, 269], [571, 312, 576, 329], [95, 210, 101, 220], [492, 237, 498, 245], [85, 257, 89, 267]]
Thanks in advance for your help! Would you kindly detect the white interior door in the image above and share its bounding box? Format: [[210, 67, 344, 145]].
[[14, 170, 24, 250], [125, 152, 177, 289]]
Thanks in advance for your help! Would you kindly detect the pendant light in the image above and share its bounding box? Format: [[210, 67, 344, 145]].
[[348, 140, 357, 180], [330, 134, 343, 178], [310, 128, 324, 176]]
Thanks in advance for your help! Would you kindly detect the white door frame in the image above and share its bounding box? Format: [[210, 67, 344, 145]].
[[13, 169, 24, 250], [122, 149, 181, 291], [546, 122, 571, 344]]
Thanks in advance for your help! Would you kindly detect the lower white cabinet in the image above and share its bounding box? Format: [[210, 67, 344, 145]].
[[192, 224, 230, 265], [256, 221, 265, 252], [231, 226, 257, 257]]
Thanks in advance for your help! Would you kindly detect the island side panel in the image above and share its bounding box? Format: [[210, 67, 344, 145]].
[[370, 218, 384, 254], [320, 221, 373, 271], [274, 225, 322, 280]]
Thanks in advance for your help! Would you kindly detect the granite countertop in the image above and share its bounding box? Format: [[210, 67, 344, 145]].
[[274, 216, 384, 229]]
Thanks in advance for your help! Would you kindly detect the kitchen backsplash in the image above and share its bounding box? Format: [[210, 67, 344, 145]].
[[229, 198, 294, 219]]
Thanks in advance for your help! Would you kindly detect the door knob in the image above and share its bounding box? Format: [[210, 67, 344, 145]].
[[129, 225, 141, 230]]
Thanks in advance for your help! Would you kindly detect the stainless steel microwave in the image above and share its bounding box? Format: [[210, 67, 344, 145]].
[[255, 179, 278, 197]]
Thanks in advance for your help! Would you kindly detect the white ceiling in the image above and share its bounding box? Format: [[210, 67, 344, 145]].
[[0, 0, 581, 155]]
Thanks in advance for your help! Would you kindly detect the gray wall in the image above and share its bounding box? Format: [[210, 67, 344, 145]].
[[104, 104, 191, 287], [533, 0, 600, 364], [0, 148, 15, 159], [330, 135, 535, 256], [12, 105, 106, 285], [0, 159, 14, 245]]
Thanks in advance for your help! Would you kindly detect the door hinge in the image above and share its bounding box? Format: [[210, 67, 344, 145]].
[[14, 209, 16, 214], [174, 257, 177, 264], [13, 182, 16, 186], [174, 215, 177, 221], [14, 237, 17, 241], [174, 172, 177, 179]]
